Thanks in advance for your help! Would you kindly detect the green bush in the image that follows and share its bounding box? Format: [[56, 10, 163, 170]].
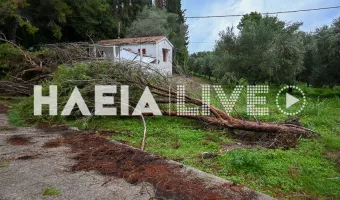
[[225, 150, 265, 173], [0, 44, 22, 79]]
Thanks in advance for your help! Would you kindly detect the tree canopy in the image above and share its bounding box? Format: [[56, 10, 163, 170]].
[[126, 6, 188, 66], [189, 13, 340, 87], [0, 0, 152, 46]]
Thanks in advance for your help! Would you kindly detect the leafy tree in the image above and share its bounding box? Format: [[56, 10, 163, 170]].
[[165, 0, 189, 66], [0, 0, 152, 46], [0, 0, 38, 41], [201, 53, 215, 80], [126, 6, 188, 67], [126, 7, 169, 37], [213, 27, 238, 83], [64, 0, 118, 41], [297, 32, 319, 86], [260, 23, 305, 85], [214, 14, 304, 85], [237, 11, 262, 30], [310, 20, 340, 87], [20, 0, 73, 46], [165, 0, 185, 24]]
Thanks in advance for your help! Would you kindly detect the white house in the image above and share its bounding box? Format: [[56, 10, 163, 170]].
[[94, 36, 173, 76]]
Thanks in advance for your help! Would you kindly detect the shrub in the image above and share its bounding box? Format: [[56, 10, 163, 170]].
[[0, 44, 22, 79], [225, 150, 265, 173]]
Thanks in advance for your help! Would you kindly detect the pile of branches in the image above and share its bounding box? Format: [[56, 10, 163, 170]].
[[0, 37, 99, 95]]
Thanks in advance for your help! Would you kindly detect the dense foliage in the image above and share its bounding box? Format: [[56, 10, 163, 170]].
[[189, 13, 340, 87], [127, 6, 188, 66], [0, 0, 188, 68], [0, 0, 152, 46]]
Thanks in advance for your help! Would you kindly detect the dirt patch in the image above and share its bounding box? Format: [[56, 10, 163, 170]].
[[56, 133, 256, 200], [17, 154, 40, 160], [41, 131, 117, 148], [285, 117, 303, 126], [220, 143, 250, 152], [325, 151, 340, 171], [95, 130, 118, 137], [231, 130, 303, 149], [36, 122, 69, 133], [0, 104, 9, 114], [42, 137, 64, 148], [6, 135, 33, 146], [0, 126, 16, 131]]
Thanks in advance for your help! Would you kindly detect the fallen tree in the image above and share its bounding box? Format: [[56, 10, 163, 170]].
[[13, 60, 315, 139], [0, 37, 98, 95], [0, 39, 316, 140]]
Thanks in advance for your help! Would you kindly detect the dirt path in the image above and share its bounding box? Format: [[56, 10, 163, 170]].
[[0, 110, 156, 200], [0, 105, 275, 200]]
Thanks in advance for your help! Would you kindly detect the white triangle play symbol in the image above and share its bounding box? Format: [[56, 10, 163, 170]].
[[286, 93, 300, 109]]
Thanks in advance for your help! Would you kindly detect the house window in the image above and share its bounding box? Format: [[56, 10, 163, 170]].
[[138, 49, 146, 55], [162, 49, 168, 62]]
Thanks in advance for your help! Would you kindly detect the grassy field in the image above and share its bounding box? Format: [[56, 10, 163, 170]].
[[5, 80, 340, 199]]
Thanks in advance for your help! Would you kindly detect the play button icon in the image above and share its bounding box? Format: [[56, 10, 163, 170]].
[[286, 93, 300, 109], [276, 86, 306, 116]]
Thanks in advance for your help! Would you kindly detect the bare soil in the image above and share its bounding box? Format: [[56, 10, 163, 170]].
[[0, 104, 9, 114], [6, 135, 33, 145], [58, 132, 259, 200], [325, 151, 340, 171], [0, 103, 274, 200]]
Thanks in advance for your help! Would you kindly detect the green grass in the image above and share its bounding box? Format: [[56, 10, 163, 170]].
[[7, 85, 340, 199], [0, 95, 27, 126], [7, 108, 26, 126], [217, 143, 340, 198], [43, 186, 61, 196], [68, 116, 230, 160]]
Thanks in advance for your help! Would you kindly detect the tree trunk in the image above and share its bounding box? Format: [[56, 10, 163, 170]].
[[6, 16, 18, 42], [146, 82, 315, 138]]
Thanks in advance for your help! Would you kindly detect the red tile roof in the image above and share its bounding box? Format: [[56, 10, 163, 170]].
[[97, 36, 166, 46]]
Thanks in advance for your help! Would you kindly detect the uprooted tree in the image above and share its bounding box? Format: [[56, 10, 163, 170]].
[[0, 41, 316, 145]]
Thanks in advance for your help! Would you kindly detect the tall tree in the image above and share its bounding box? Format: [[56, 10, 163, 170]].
[[165, 0, 189, 66], [165, 0, 184, 23], [126, 6, 188, 67], [237, 11, 262, 30], [0, 0, 38, 42], [213, 14, 304, 85], [0, 0, 152, 46], [311, 20, 340, 87]]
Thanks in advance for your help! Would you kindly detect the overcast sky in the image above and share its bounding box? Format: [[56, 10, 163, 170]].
[[182, 0, 340, 53]]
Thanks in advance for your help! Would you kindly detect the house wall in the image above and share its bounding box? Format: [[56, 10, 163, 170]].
[[102, 47, 115, 60], [120, 43, 157, 58], [96, 39, 173, 76], [156, 39, 173, 76], [121, 40, 172, 76]]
